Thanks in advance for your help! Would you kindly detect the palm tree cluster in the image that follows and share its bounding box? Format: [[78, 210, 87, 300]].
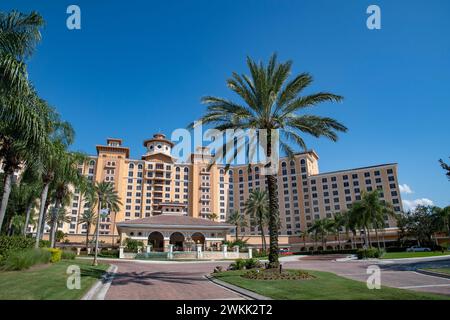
[[306, 190, 396, 250], [196, 54, 347, 267], [0, 11, 122, 255]]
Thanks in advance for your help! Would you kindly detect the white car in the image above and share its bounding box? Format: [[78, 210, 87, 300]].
[[406, 246, 431, 252]]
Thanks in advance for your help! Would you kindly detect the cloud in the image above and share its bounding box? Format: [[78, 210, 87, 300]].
[[402, 198, 434, 212], [399, 184, 413, 194]]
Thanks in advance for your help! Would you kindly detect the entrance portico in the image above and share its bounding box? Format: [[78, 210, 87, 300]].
[[116, 212, 234, 252]]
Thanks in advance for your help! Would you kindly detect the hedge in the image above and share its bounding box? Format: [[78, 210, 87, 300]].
[[0, 236, 34, 261], [1, 248, 51, 271]]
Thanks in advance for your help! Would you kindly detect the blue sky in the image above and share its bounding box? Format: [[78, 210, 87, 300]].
[[2, 0, 449, 208]]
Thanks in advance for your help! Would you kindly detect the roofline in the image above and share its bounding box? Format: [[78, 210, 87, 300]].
[[311, 163, 398, 177], [117, 223, 234, 229], [95, 145, 130, 158]]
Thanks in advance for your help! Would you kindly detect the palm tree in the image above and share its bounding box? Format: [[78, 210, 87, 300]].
[[298, 230, 308, 251], [91, 182, 122, 266], [331, 212, 345, 250], [48, 151, 86, 247], [0, 11, 45, 231], [78, 209, 96, 253], [309, 218, 332, 250], [244, 190, 269, 252], [226, 210, 248, 241], [350, 190, 396, 248], [207, 212, 219, 221], [194, 54, 347, 267]]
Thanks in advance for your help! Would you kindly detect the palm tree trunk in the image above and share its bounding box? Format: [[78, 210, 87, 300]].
[[93, 201, 101, 266], [235, 223, 239, 241], [375, 228, 380, 249], [337, 232, 341, 250], [85, 223, 90, 253], [111, 212, 116, 248], [35, 182, 50, 248], [23, 203, 33, 235], [266, 174, 279, 268], [49, 200, 61, 248], [0, 172, 14, 233], [260, 222, 267, 252], [367, 227, 372, 248]]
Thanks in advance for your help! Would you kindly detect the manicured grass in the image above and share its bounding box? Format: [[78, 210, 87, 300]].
[[213, 269, 450, 300], [381, 251, 450, 259], [0, 259, 109, 300], [423, 268, 450, 275]]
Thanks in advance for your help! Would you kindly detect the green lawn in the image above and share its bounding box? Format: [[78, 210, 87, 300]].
[[0, 259, 109, 300], [423, 268, 450, 275], [381, 251, 450, 259], [213, 269, 450, 300]]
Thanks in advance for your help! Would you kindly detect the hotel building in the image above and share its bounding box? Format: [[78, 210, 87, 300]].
[[58, 133, 403, 249]]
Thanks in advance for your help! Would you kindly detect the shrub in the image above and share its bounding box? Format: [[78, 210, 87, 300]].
[[229, 258, 247, 270], [229, 258, 262, 270], [55, 230, 66, 242], [124, 239, 144, 252], [45, 248, 62, 263], [61, 250, 76, 260], [245, 258, 263, 269], [1, 248, 51, 271], [357, 248, 385, 259], [0, 236, 34, 261], [223, 239, 248, 249], [98, 249, 119, 258], [39, 240, 51, 248], [243, 269, 315, 280]]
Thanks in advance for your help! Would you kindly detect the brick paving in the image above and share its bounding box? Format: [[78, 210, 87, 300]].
[[104, 261, 245, 300]]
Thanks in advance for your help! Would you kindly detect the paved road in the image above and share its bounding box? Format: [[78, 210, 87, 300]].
[[283, 256, 450, 296], [100, 256, 450, 299], [104, 261, 245, 300]]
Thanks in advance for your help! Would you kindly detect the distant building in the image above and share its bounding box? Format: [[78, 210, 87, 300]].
[[54, 133, 403, 250]]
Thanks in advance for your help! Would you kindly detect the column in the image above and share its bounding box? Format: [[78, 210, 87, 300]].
[[197, 244, 203, 259], [168, 244, 174, 260], [222, 244, 228, 259], [248, 247, 253, 259], [119, 246, 125, 259]]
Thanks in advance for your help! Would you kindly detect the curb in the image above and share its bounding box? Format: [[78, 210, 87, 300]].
[[205, 275, 272, 300], [416, 269, 450, 280], [81, 264, 118, 300]]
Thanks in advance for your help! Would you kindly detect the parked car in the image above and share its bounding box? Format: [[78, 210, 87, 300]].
[[278, 248, 293, 255], [406, 246, 431, 252]]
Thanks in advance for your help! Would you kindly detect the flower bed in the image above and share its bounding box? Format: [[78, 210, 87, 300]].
[[242, 268, 315, 280]]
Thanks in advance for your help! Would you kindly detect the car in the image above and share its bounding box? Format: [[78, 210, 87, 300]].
[[406, 246, 431, 252]]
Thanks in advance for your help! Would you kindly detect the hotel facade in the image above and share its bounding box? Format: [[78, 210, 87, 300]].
[[57, 133, 403, 250]]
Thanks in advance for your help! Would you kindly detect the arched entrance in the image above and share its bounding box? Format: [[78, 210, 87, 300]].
[[170, 232, 185, 251], [191, 232, 205, 249], [148, 231, 164, 252]]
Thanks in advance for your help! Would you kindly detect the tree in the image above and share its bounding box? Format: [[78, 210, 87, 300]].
[[91, 182, 122, 266], [309, 218, 332, 250], [207, 212, 219, 221], [78, 209, 96, 253], [434, 206, 450, 240], [439, 158, 450, 181], [349, 190, 395, 248], [244, 190, 269, 252], [226, 210, 248, 241], [47, 151, 86, 247], [195, 54, 347, 267], [404, 205, 441, 246], [298, 230, 308, 250], [0, 11, 45, 232], [330, 212, 345, 250]]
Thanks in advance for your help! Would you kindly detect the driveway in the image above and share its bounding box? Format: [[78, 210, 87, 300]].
[[97, 256, 450, 299], [104, 260, 245, 300], [282, 256, 450, 296]]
